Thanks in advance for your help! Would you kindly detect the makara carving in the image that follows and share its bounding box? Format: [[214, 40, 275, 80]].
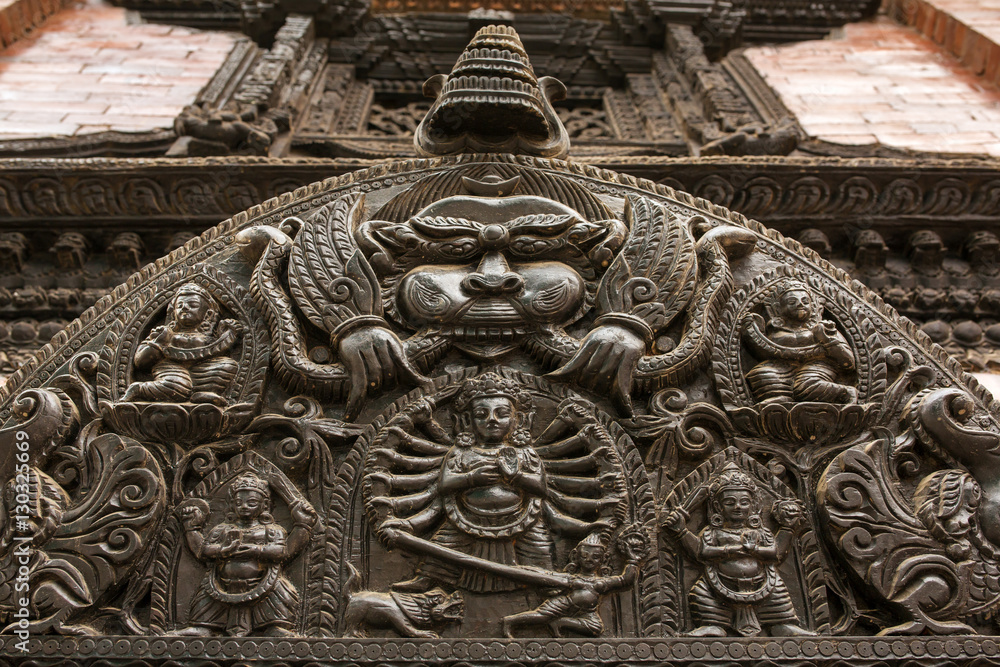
[[2, 21, 1000, 665]]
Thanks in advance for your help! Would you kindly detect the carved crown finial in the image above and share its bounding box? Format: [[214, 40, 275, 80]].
[[414, 24, 570, 159]]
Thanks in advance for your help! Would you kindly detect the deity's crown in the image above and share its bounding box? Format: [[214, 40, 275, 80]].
[[230, 472, 269, 496], [709, 463, 757, 496], [175, 282, 213, 300], [770, 278, 810, 300], [580, 531, 608, 548], [454, 372, 529, 412]]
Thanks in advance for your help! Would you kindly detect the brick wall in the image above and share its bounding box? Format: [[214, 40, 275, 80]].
[[0, 0, 237, 139]]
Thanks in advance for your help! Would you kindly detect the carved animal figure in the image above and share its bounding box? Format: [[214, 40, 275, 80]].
[[342, 564, 464, 638], [819, 388, 1000, 634]]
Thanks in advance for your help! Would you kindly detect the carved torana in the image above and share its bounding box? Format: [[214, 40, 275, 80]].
[[1, 25, 1000, 667]]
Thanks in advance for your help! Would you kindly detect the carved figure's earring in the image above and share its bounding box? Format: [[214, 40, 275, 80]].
[[709, 513, 723, 527]]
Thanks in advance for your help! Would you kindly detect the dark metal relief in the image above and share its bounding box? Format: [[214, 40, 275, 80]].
[[3, 24, 1000, 667]]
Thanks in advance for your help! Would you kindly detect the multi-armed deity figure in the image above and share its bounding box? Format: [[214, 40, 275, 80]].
[[389, 373, 555, 593], [123, 282, 242, 406], [171, 472, 317, 637], [663, 463, 812, 638], [742, 279, 857, 405]]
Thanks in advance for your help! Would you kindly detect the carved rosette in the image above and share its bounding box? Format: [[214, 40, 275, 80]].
[[713, 266, 886, 446], [95, 264, 269, 446]]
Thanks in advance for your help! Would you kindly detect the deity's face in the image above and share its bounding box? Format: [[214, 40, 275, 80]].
[[576, 543, 605, 573], [174, 293, 208, 329], [778, 289, 811, 324], [470, 396, 515, 446], [718, 489, 754, 525], [385, 196, 601, 348], [233, 489, 266, 521], [942, 482, 979, 539]]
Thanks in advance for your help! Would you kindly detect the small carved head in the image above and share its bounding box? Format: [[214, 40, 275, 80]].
[[453, 373, 532, 448], [168, 282, 219, 334], [228, 472, 273, 524], [906, 230, 946, 264], [49, 232, 89, 271], [964, 231, 1000, 273], [708, 463, 760, 528], [771, 498, 806, 530], [108, 232, 145, 270], [765, 279, 819, 329], [0, 233, 29, 273], [852, 230, 888, 270], [566, 531, 612, 576], [914, 469, 981, 557]]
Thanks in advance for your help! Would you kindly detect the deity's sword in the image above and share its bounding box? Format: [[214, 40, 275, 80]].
[[386, 529, 575, 589]]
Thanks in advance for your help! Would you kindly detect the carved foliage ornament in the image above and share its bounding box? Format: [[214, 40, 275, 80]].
[[1, 23, 1000, 662]]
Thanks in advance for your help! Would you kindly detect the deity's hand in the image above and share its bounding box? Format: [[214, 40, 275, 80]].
[[219, 538, 241, 558], [547, 324, 646, 416], [233, 544, 261, 558], [176, 498, 210, 531], [338, 326, 431, 421], [379, 518, 413, 546], [408, 398, 435, 425], [662, 509, 687, 535], [152, 326, 175, 347], [772, 499, 807, 531], [290, 500, 318, 528], [741, 531, 760, 551], [554, 399, 598, 429], [813, 320, 839, 345], [470, 464, 501, 486]]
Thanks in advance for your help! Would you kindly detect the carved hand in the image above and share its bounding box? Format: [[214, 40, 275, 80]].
[[470, 465, 501, 485], [662, 509, 687, 535], [812, 321, 835, 344], [290, 500, 318, 527], [219, 538, 241, 557], [547, 324, 645, 416], [555, 399, 598, 429], [338, 326, 430, 421], [176, 498, 210, 531]]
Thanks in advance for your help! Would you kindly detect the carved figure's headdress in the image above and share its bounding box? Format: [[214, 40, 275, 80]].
[[230, 472, 270, 497], [709, 463, 757, 498], [414, 24, 570, 159], [906, 229, 945, 256], [453, 372, 532, 414]]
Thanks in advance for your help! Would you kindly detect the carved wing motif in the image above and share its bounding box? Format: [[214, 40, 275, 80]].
[[288, 192, 382, 332], [818, 442, 1000, 633], [596, 195, 697, 333]]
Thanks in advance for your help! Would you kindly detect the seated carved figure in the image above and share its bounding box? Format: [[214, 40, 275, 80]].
[[663, 464, 812, 638], [742, 279, 857, 405], [123, 282, 242, 406], [171, 473, 316, 637]]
